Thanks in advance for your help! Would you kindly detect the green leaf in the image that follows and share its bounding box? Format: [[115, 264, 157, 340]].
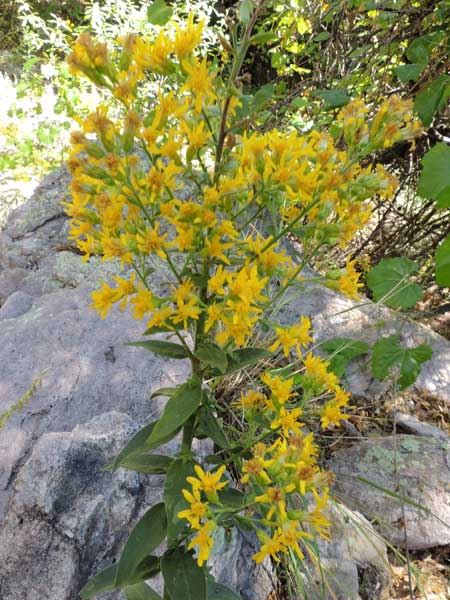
[[197, 408, 229, 449], [435, 234, 450, 287], [315, 89, 351, 108], [116, 503, 167, 587], [253, 84, 276, 111], [147, 0, 173, 25], [322, 338, 370, 376], [418, 142, 450, 208], [313, 31, 331, 42], [112, 421, 157, 471], [80, 564, 117, 599], [394, 63, 425, 83], [194, 343, 228, 373], [414, 74, 450, 127], [124, 582, 162, 600], [366, 257, 422, 308], [218, 487, 245, 509], [239, 0, 255, 23], [147, 378, 202, 448], [164, 460, 197, 543], [144, 321, 184, 335], [207, 580, 241, 600], [221, 347, 271, 375], [120, 453, 174, 474], [80, 557, 160, 599], [250, 31, 278, 45], [127, 340, 189, 359], [150, 387, 177, 400], [371, 335, 432, 390], [161, 548, 206, 600], [406, 37, 431, 64]]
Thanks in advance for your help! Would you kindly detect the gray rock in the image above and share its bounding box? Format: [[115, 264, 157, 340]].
[[394, 412, 449, 442], [0, 413, 141, 600], [0, 285, 190, 519], [210, 528, 274, 600], [0, 290, 33, 320], [328, 435, 450, 550]]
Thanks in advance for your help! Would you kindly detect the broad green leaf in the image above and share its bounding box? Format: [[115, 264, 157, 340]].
[[418, 142, 450, 208], [164, 459, 197, 543], [222, 347, 271, 375], [125, 582, 162, 600], [120, 452, 174, 474], [161, 548, 206, 600], [322, 338, 370, 376], [147, 0, 173, 26], [207, 580, 241, 600], [313, 31, 331, 42], [197, 408, 229, 449], [116, 504, 167, 587], [366, 257, 422, 308], [127, 340, 189, 359], [406, 37, 431, 64], [239, 0, 255, 23], [315, 89, 351, 108], [253, 84, 276, 111], [435, 234, 450, 287], [394, 63, 425, 83], [414, 74, 450, 127], [80, 557, 160, 599], [371, 335, 432, 390], [250, 31, 278, 45], [147, 378, 202, 448], [194, 343, 228, 373], [218, 487, 245, 508]]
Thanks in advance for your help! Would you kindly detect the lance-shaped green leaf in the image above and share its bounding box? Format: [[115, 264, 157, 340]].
[[371, 335, 432, 390], [414, 74, 450, 127], [207, 580, 242, 600], [197, 407, 229, 449], [164, 459, 197, 543], [210, 347, 271, 376], [194, 343, 228, 373], [79, 556, 160, 599], [435, 234, 450, 287], [124, 582, 162, 600], [147, 0, 173, 25], [322, 338, 370, 376], [147, 378, 202, 448], [127, 340, 190, 359], [112, 421, 179, 472], [119, 452, 174, 474], [150, 387, 177, 400], [115, 503, 167, 587], [161, 548, 206, 600], [418, 142, 450, 208], [366, 257, 422, 308], [315, 88, 351, 108]]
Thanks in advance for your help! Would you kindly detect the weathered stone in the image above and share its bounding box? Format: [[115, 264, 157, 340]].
[[0, 290, 33, 320], [0, 285, 190, 519], [328, 435, 450, 550], [394, 412, 449, 442], [210, 528, 274, 600], [0, 413, 141, 600]]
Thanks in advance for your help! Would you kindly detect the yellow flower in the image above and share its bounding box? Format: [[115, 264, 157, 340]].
[[187, 465, 228, 502], [173, 14, 204, 60], [178, 487, 208, 529], [269, 316, 312, 357], [320, 400, 349, 429], [91, 280, 116, 319], [338, 259, 363, 299], [188, 520, 216, 567], [253, 532, 285, 564], [172, 297, 201, 329], [130, 287, 154, 320], [260, 373, 296, 404], [270, 407, 304, 437]]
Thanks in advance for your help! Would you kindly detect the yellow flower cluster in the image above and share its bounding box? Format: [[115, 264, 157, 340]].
[[238, 372, 334, 564], [178, 465, 228, 566]]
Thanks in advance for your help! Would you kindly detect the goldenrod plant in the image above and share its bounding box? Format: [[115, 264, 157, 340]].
[[64, 2, 422, 597]]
